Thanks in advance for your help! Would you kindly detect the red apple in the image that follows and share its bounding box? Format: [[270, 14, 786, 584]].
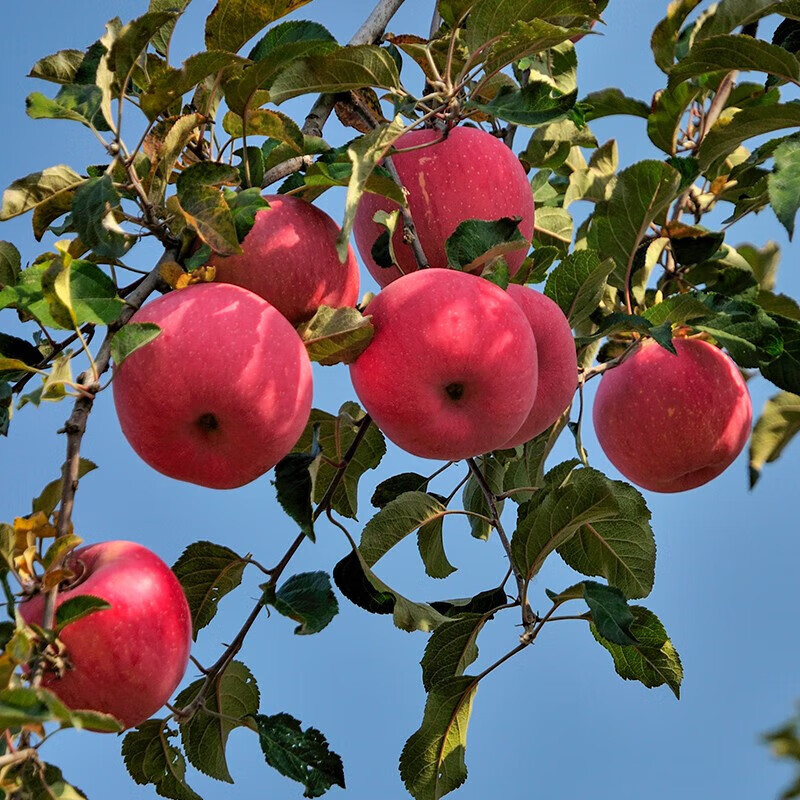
[[210, 194, 360, 326], [113, 283, 313, 489], [592, 338, 753, 492], [350, 270, 538, 460], [354, 127, 535, 287], [20, 541, 191, 730], [503, 285, 577, 447]]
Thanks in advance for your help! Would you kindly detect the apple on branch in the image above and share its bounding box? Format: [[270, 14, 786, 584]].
[[113, 282, 313, 489], [20, 541, 192, 730]]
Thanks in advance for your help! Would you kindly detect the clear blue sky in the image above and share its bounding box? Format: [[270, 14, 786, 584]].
[[1, 1, 799, 798]]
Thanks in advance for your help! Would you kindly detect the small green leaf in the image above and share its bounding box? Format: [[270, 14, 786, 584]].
[[371, 473, 429, 508], [72, 175, 133, 259], [0, 242, 20, 287], [122, 719, 202, 800], [55, 595, 111, 632], [25, 85, 103, 128], [466, 82, 578, 127], [33, 458, 97, 517], [292, 403, 385, 519], [581, 88, 650, 121], [176, 162, 241, 255], [297, 306, 375, 366], [205, 0, 314, 53], [545, 249, 615, 326], [591, 606, 683, 698], [359, 492, 449, 568], [769, 138, 800, 239], [111, 323, 162, 368], [148, 0, 192, 57], [108, 11, 178, 92], [482, 19, 587, 75], [399, 675, 477, 800], [174, 661, 260, 784], [253, 712, 345, 798], [421, 615, 488, 692], [445, 218, 526, 272], [172, 541, 247, 639], [272, 571, 339, 635], [273, 444, 320, 541], [462, 457, 505, 541], [749, 391, 800, 487], [583, 581, 637, 646], [29, 49, 86, 84]]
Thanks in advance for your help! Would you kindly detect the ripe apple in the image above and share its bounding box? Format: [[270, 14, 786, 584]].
[[350, 269, 538, 460], [354, 127, 535, 287], [503, 285, 577, 447], [592, 338, 753, 492], [113, 283, 313, 489], [209, 194, 360, 326], [20, 541, 192, 730]]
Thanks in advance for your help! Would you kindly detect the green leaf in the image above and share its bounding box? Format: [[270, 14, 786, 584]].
[[42, 259, 123, 328], [0, 242, 20, 287], [591, 606, 683, 697], [149, 0, 193, 56], [222, 108, 304, 152], [72, 175, 132, 259], [27, 763, 89, 800], [174, 661, 260, 784], [668, 34, 800, 88], [359, 491, 448, 567], [252, 712, 345, 798], [583, 581, 637, 646], [0, 687, 121, 733], [297, 306, 375, 366], [29, 49, 86, 84], [226, 186, 270, 240], [444, 218, 526, 272], [268, 45, 400, 105], [109, 12, 178, 92], [205, 0, 314, 52], [417, 508, 458, 580], [750, 391, 800, 487], [421, 615, 489, 692], [558, 478, 656, 600], [769, 138, 800, 238], [122, 719, 202, 800], [110, 323, 162, 368], [28, 458, 97, 519], [430, 587, 509, 617], [466, 82, 578, 127], [464, 0, 599, 51], [175, 162, 241, 255], [695, 0, 786, 40], [26, 85, 103, 128], [141, 51, 242, 120], [591, 160, 682, 289], [292, 403, 386, 519], [462, 457, 505, 541], [648, 83, 703, 155], [399, 675, 477, 800], [372, 473, 430, 508], [0, 166, 85, 221], [273, 441, 320, 541], [333, 549, 449, 632], [481, 20, 587, 75], [511, 466, 620, 582], [545, 249, 614, 326], [172, 541, 247, 639], [698, 103, 800, 171], [761, 313, 800, 394], [339, 116, 407, 262], [581, 88, 650, 121], [55, 595, 111, 632], [272, 571, 339, 635], [249, 20, 335, 61]]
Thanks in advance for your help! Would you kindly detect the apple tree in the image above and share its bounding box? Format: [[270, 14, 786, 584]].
[[0, 0, 798, 797]]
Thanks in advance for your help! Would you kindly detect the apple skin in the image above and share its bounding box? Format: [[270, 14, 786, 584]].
[[113, 283, 313, 489], [350, 269, 538, 461], [209, 194, 360, 326], [19, 541, 192, 730], [592, 338, 753, 493], [503, 285, 577, 447], [354, 127, 535, 287]]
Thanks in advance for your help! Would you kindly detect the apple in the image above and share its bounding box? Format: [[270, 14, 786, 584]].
[[354, 127, 535, 287], [113, 282, 313, 489], [350, 269, 538, 460], [20, 541, 192, 730], [592, 338, 753, 492], [209, 194, 360, 326], [503, 285, 577, 447]]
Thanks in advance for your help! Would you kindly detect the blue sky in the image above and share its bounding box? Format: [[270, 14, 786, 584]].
[[1, 1, 799, 798]]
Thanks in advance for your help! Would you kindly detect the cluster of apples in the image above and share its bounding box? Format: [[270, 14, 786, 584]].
[[20, 125, 753, 731]]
